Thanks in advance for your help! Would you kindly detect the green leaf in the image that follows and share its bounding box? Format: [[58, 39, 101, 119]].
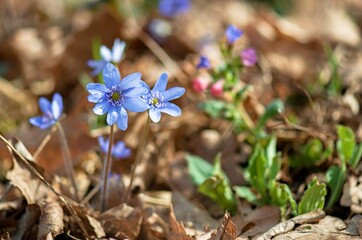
[[246, 144, 268, 202], [256, 99, 284, 130], [350, 143, 362, 169], [326, 164, 346, 209], [234, 186, 258, 204], [270, 183, 297, 217], [186, 155, 214, 186], [298, 178, 327, 215], [200, 100, 225, 119], [198, 175, 236, 213], [336, 125, 355, 162]]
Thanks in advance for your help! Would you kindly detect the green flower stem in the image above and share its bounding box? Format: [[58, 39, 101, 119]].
[[99, 124, 115, 211], [238, 102, 254, 130], [56, 122, 80, 202], [33, 124, 57, 161], [123, 116, 150, 203]]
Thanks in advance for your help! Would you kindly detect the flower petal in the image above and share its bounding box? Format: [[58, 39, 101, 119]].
[[153, 73, 168, 92], [112, 141, 131, 159], [93, 100, 110, 115], [160, 102, 181, 117], [87, 83, 109, 93], [98, 136, 109, 153], [103, 63, 121, 89], [51, 93, 63, 120], [149, 108, 161, 123], [106, 105, 119, 125], [163, 87, 185, 101], [39, 97, 52, 116], [112, 39, 125, 63], [100, 45, 112, 62], [116, 107, 128, 131], [29, 116, 54, 130], [119, 72, 142, 90], [123, 86, 148, 97], [123, 97, 149, 112], [88, 60, 106, 76]]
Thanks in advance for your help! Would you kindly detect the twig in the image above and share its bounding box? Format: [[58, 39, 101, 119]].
[[123, 116, 150, 203], [99, 124, 115, 211]]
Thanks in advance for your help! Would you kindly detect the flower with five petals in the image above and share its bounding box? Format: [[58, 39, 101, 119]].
[[86, 63, 148, 130]]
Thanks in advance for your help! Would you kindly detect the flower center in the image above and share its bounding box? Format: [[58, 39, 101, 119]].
[[112, 92, 121, 101], [107, 88, 124, 106], [148, 91, 164, 108]]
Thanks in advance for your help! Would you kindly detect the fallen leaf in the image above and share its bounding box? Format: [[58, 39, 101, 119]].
[[37, 201, 64, 239], [86, 214, 106, 239], [13, 204, 41, 239], [167, 205, 193, 240]]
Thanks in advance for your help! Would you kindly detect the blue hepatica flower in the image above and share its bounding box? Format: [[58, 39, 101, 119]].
[[98, 136, 131, 159], [196, 55, 211, 69], [29, 93, 63, 130], [158, 0, 191, 17], [87, 39, 126, 76], [143, 73, 185, 123], [225, 25, 243, 44], [86, 63, 148, 130]]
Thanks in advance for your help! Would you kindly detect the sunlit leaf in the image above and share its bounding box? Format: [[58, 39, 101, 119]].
[[298, 178, 327, 215], [186, 155, 214, 186]]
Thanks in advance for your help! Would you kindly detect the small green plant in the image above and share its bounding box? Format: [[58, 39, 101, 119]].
[[186, 153, 237, 213], [326, 125, 362, 209], [186, 136, 327, 217]]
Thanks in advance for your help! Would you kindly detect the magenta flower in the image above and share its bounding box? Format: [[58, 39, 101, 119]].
[[241, 48, 257, 67], [210, 80, 224, 97], [192, 77, 209, 93]]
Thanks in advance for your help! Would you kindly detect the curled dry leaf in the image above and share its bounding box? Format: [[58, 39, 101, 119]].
[[6, 138, 51, 204], [37, 201, 64, 239], [99, 203, 142, 239], [13, 204, 41, 240], [167, 205, 193, 240], [198, 212, 236, 240]]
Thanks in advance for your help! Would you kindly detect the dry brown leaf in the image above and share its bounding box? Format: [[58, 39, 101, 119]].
[[167, 205, 193, 240], [6, 138, 51, 204], [13, 204, 41, 239], [37, 201, 64, 239], [99, 204, 142, 239], [197, 212, 236, 240], [86, 214, 106, 239]]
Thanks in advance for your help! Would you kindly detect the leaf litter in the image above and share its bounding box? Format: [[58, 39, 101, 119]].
[[1, 0, 362, 239]]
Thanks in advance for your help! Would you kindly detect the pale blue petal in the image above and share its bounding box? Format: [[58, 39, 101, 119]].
[[87, 83, 109, 93], [88, 60, 106, 76], [112, 141, 131, 159], [100, 45, 112, 62], [116, 108, 128, 131], [112, 39, 125, 63], [123, 86, 148, 97], [103, 63, 121, 89], [123, 97, 148, 112], [153, 73, 168, 92], [160, 102, 181, 117], [119, 72, 142, 90], [149, 108, 161, 123], [106, 105, 119, 125], [51, 93, 63, 120], [98, 136, 109, 153], [39, 97, 52, 116], [163, 87, 185, 101], [29, 116, 54, 130], [93, 101, 110, 115]]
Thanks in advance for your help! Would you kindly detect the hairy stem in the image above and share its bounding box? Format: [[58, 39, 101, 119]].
[[99, 124, 115, 211], [123, 117, 150, 203], [33, 125, 57, 161], [56, 122, 79, 202]]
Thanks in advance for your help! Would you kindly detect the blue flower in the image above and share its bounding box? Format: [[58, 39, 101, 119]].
[[87, 39, 126, 76], [225, 25, 243, 44], [143, 73, 185, 123], [29, 93, 63, 130], [196, 55, 211, 69], [158, 0, 191, 17], [86, 63, 148, 130], [98, 136, 131, 159]]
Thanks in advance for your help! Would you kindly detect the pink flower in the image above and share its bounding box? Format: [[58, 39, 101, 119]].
[[210, 80, 224, 97], [241, 48, 257, 67], [192, 77, 209, 93]]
